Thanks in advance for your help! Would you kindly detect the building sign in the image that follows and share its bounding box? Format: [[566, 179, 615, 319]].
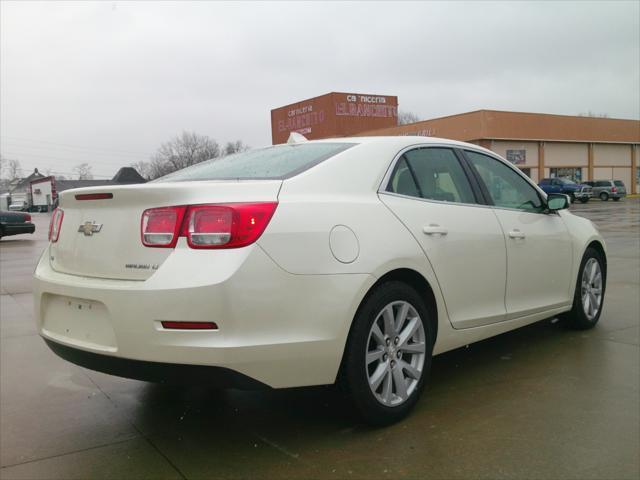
[[335, 95, 397, 118], [271, 92, 398, 144], [506, 149, 526, 165], [276, 104, 325, 136]]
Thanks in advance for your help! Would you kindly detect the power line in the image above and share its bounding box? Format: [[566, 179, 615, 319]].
[[0, 149, 143, 167], [0, 135, 152, 156], [0, 140, 149, 160]]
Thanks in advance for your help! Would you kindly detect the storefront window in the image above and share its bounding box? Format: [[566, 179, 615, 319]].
[[550, 167, 582, 183], [520, 168, 531, 178]]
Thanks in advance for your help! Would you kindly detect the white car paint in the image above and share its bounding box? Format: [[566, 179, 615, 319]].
[[33, 136, 605, 389]]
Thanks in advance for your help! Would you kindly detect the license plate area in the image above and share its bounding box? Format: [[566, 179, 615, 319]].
[[41, 294, 117, 352]]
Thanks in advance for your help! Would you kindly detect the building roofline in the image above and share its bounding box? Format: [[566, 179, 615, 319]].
[[271, 91, 398, 112], [400, 109, 640, 126]]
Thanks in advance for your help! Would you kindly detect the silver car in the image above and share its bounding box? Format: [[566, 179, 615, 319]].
[[583, 180, 627, 202]]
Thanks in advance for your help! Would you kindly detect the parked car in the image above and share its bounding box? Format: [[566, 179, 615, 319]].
[[0, 210, 35, 239], [583, 180, 627, 201], [538, 177, 593, 203], [33, 137, 607, 425], [8, 201, 28, 211]]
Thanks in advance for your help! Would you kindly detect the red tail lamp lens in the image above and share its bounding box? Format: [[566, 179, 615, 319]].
[[23, 214, 32, 222], [141, 207, 186, 247], [161, 321, 218, 330], [185, 202, 278, 249], [48, 208, 64, 242]]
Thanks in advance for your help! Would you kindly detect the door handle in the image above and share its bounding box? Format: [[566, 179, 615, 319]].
[[508, 229, 525, 239], [423, 224, 448, 236]]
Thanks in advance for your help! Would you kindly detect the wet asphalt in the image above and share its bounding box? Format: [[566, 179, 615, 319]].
[[1, 199, 638, 480]]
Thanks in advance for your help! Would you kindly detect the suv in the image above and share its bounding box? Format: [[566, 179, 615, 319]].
[[583, 180, 627, 202], [538, 177, 593, 203]]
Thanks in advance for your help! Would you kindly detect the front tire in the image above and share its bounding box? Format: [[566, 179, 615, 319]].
[[342, 281, 433, 425], [561, 247, 606, 330]]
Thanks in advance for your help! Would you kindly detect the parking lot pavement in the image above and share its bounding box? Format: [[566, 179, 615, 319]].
[[1, 202, 638, 480]]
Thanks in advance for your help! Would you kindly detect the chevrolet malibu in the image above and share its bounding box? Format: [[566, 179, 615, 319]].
[[33, 136, 606, 424]]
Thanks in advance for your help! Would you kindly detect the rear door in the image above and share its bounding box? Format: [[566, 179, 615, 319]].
[[462, 150, 573, 318], [379, 147, 508, 329]]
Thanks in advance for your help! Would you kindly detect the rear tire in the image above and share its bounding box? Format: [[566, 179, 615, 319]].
[[341, 281, 434, 426], [613, 197, 620, 202], [599, 192, 609, 201], [561, 247, 605, 330]]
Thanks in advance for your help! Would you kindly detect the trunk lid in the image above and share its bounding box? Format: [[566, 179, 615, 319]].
[[50, 180, 281, 280]]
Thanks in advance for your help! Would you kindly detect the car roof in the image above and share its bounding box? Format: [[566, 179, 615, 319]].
[[308, 135, 493, 154]]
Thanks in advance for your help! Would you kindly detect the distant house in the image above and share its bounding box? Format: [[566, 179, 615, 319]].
[[30, 167, 147, 212], [7, 168, 45, 210]]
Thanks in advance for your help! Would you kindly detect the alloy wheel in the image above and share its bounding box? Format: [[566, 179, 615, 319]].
[[581, 258, 603, 321], [366, 301, 426, 406]]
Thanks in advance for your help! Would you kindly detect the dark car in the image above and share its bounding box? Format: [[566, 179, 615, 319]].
[[0, 210, 36, 239], [538, 177, 593, 203], [583, 180, 627, 201]]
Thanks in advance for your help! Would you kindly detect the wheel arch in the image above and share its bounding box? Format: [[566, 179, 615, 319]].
[[347, 268, 438, 350], [586, 240, 607, 277], [336, 267, 439, 385]]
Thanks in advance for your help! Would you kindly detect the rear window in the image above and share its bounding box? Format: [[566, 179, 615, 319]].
[[595, 181, 610, 187], [154, 143, 355, 182], [614, 181, 625, 187]]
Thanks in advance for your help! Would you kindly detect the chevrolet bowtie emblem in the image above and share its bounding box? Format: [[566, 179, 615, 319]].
[[78, 221, 103, 236]]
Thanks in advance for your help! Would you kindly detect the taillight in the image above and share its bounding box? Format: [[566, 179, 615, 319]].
[[140, 202, 277, 249], [23, 214, 31, 222], [48, 208, 64, 242], [611, 186, 617, 193], [185, 203, 277, 249], [141, 206, 187, 247]]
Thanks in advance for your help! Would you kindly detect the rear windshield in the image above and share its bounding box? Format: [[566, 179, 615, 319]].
[[154, 143, 355, 182], [614, 181, 625, 187]]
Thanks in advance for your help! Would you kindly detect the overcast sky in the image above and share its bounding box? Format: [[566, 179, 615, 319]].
[[1, 0, 639, 178]]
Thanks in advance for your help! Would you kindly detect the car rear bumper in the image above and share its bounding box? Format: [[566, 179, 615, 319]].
[[44, 338, 268, 389], [33, 244, 373, 388], [1, 222, 35, 236]]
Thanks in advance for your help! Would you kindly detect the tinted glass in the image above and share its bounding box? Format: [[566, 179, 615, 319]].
[[614, 181, 625, 187], [595, 181, 610, 187], [389, 157, 421, 197], [388, 148, 476, 204], [154, 143, 354, 182], [465, 150, 544, 212]]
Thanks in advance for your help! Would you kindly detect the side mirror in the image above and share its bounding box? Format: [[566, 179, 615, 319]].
[[546, 193, 570, 212]]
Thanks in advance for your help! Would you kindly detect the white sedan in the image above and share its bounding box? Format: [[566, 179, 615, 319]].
[[33, 136, 606, 424]]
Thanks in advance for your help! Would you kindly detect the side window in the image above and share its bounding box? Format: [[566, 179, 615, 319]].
[[465, 150, 544, 213], [388, 148, 476, 204], [389, 157, 420, 198]]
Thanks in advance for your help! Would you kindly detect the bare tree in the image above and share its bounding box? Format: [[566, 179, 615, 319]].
[[129, 161, 152, 180], [0, 156, 23, 181], [73, 163, 94, 180], [579, 111, 609, 118], [223, 140, 250, 156], [151, 131, 220, 178], [44, 168, 66, 180], [397, 110, 421, 125]]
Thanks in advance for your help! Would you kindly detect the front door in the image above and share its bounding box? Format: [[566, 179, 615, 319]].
[[380, 147, 508, 329], [463, 150, 574, 318]]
